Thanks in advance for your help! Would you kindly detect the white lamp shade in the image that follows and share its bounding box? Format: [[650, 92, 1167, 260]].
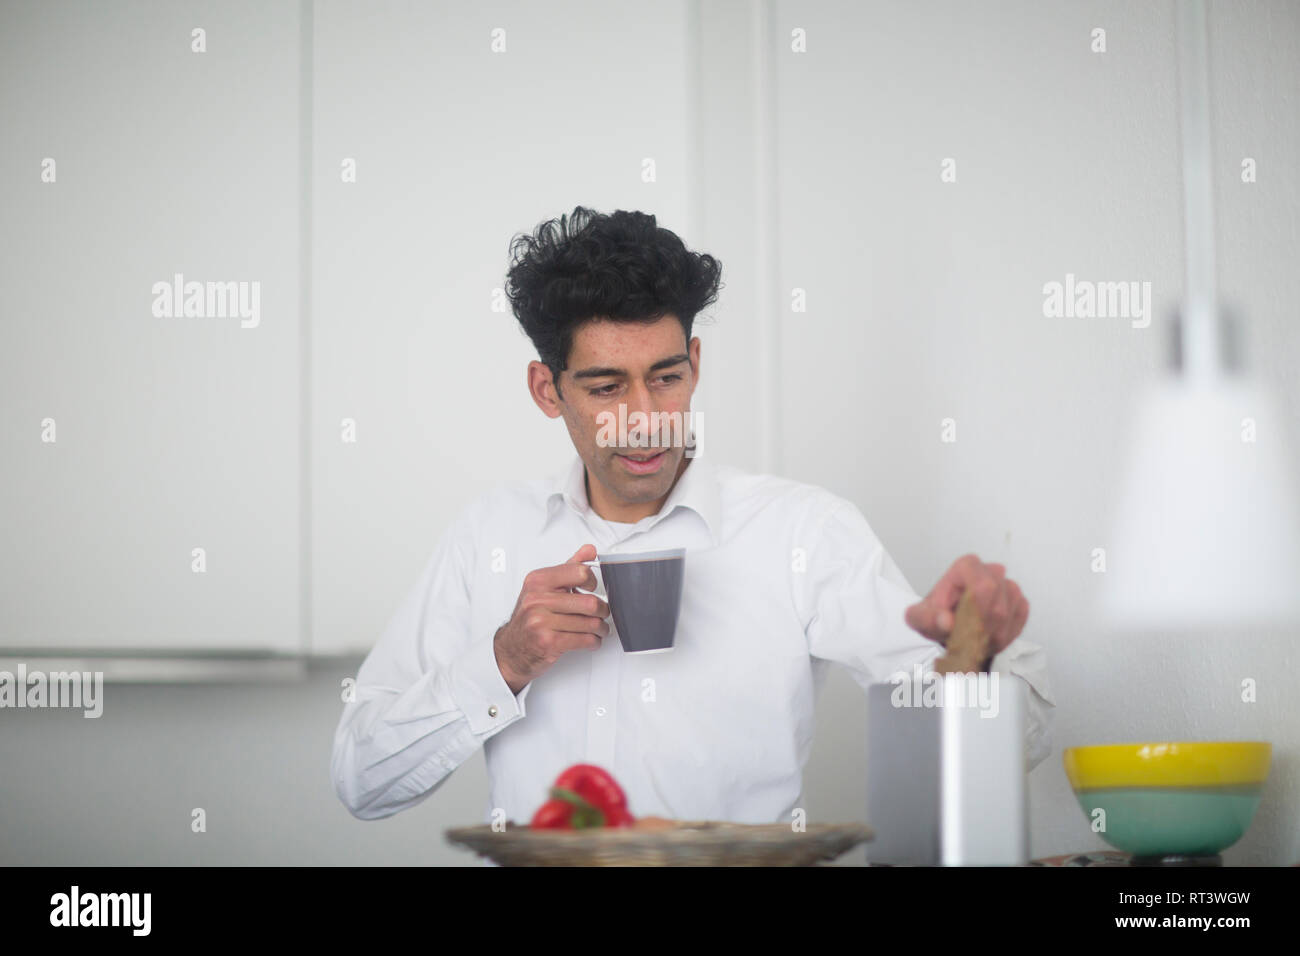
[[1100, 376, 1300, 630]]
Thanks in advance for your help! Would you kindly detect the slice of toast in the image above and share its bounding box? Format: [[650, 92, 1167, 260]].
[[932, 588, 994, 674]]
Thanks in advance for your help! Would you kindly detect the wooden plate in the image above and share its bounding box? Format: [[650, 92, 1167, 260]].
[[445, 820, 873, 866]]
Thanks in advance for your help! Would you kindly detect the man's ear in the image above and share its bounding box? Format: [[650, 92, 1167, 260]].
[[528, 361, 564, 419]]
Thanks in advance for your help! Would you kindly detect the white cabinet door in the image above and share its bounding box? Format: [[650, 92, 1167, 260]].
[[0, 1, 303, 653], [310, 0, 695, 655]]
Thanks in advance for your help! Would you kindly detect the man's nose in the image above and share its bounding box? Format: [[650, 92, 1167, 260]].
[[624, 383, 664, 444], [626, 380, 654, 415]]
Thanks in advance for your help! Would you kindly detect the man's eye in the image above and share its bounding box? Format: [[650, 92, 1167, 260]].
[[589, 374, 680, 397]]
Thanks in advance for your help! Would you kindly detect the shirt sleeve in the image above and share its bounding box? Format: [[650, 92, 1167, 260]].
[[330, 506, 530, 820], [798, 499, 1057, 772]]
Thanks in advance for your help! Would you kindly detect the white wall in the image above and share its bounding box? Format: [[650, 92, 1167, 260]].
[[768, 0, 1300, 864], [2, 0, 1297, 865]]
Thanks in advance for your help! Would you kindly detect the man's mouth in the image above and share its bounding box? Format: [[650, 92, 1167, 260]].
[[617, 450, 667, 474]]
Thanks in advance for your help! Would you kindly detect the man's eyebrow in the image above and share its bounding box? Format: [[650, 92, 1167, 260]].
[[571, 354, 690, 381]]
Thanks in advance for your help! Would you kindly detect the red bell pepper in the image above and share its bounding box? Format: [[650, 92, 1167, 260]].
[[528, 764, 634, 829], [604, 805, 635, 828], [552, 764, 628, 819], [529, 798, 574, 829]]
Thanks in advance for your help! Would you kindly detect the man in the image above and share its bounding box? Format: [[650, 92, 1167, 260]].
[[331, 206, 1055, 824]]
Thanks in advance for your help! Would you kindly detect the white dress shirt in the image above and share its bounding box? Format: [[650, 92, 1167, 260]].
[[331, 452, 1056, 824]]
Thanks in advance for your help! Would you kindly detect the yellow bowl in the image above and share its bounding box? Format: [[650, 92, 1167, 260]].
[[1063, 741, 1271, 789]]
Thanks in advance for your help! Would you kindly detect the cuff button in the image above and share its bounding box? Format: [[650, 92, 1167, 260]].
[[488, 705, 499, 718]]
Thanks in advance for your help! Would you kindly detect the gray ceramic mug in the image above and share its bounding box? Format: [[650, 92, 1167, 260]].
[[583, 548, 685, 653]]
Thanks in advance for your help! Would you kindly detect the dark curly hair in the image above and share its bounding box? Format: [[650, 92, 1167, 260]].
[[505, 207, 723, 399]]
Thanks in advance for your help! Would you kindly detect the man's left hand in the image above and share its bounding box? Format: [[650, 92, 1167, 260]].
[[904, 554, 1029, 658]]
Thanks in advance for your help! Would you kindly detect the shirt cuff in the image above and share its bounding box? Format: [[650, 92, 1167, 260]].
[[990, 638, 1056, 771], [990, 637, 1056, 707], [448, 630, 530, 735]]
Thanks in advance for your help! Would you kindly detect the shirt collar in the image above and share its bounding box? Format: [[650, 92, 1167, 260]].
[[541, 451, 722, 547]]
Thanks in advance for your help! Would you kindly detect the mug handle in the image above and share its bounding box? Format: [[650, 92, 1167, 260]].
[[575, 559, 604, 599]]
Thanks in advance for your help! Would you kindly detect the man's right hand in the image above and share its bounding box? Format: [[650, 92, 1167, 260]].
[[493, 544, 611, 695]]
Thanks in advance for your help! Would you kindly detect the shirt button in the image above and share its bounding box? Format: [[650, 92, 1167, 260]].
[[488, 705, 499, 718], [595, 706, 607, 717]]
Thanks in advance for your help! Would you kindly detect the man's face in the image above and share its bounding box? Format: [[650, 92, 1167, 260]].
[[531, 315, 699, 510]]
